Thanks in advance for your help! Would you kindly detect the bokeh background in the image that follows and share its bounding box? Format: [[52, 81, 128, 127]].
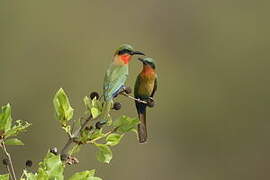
[[0, 1, 269, 180]]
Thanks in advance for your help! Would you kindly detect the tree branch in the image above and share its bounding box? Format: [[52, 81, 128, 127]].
[[1, 142, 17, 180], [120, 92, 148, 104], [60, 115, 92, 155]]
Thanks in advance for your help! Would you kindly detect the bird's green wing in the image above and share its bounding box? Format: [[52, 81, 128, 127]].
[[151, 77, 157, 98], [134, 74, 141, 98], [103, 64, 128, 101]]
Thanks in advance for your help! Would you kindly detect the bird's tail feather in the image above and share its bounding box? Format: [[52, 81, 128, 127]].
[[138, 110, 147, 143]]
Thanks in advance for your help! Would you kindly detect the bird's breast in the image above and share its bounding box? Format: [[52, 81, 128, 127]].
[[138, 73, 156, 97]]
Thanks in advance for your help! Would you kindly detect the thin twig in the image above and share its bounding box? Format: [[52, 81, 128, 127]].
[[60, 115, 92, 155], [120, 92, 148, 104], [5, 163, 12, 179], [73, 115, 92, 137], [1, 142, 17, 180]]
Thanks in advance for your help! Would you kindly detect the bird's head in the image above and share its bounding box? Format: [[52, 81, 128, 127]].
[[138, 57, 156, 69], [114, 44, 145, 64]]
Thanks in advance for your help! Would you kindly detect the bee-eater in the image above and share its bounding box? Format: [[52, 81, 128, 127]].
[[100, 44, 145, 124], [134, 57, 157, 143]]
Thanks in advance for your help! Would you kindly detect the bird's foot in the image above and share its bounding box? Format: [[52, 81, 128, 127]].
[[123, 86, 132, 94], [146, 97, 155, 108], [118, 86, 132, 95]]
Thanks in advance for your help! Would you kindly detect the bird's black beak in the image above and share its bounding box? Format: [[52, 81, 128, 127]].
[[131, 51, 145, 56]]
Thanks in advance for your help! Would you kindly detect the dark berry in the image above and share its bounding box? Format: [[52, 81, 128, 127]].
[[25, 160, 33, 167], [50, 147, 58, 155], [90, 92, 99, 100], [113, 102, 121, 110], [2, 158, 8, 166], [95, 121, 106, 129], [124, 87, 132, 94]]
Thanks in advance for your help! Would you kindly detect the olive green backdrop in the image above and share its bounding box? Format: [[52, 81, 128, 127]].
[[0, 1, 269, 180]]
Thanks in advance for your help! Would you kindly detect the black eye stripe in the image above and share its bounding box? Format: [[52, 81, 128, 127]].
[[145, 61, 155, 69], [118, 49, 132, 55]]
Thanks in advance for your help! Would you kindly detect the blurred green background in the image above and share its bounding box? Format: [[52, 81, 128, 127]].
[[0, 0, 269, 179]]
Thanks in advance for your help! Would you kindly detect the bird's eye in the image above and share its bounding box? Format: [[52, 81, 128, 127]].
[[148, 62, 155, 69]]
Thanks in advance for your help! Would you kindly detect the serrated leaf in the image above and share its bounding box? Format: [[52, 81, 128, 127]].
[[38, 152, 64, 180], [113, 116, 140, 133], [106, 133, 124, 146], [5, 120, 31, 138], [0, 174, 9, 180], [69, 169, 95, 180], [5, 138, 24, 145], [53, 88, 74, 125], [0, 104, 12, 133], [95, 144, 112, 164]]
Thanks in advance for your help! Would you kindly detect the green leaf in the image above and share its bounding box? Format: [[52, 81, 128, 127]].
[[5, 120, 31, 138], [91, 108, 100, 119], [69, 169, 95, 180], [113, 116, 140, 133], [0, 104, 12, 133], [0, 174, 9, 180], [83, 96, 91, 112], [90, 129, 104, 140], [95, 144, 112, 164], [106, 133, 124, 146], [106, 115, 113, 126], [131, 128, 138, 136], [36, 168, 49, 180], [83, 96, 102, 119], [80, 128, 92, 143], [62, 125, 71, 135], [38, 152, 64, 180], [4, 138, 24, 145], [23, 170, 37, 180], [53, 88, 74, 125], [91, 98, 102, 119]]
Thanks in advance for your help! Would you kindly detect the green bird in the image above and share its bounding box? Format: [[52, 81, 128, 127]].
[[134, 57, 157, 143], [100, 44, 145, 124]]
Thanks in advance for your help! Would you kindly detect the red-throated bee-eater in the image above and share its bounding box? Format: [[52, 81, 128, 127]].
[[134, 57, 157, 143], [100, 44, 145, 124]]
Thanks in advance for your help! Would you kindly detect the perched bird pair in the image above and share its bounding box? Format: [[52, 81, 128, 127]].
[[101, 44, 157, 143]]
